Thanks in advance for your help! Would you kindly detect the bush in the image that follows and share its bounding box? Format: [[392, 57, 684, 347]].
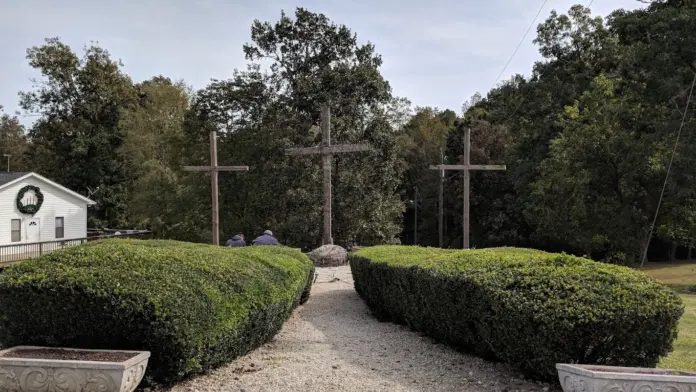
[[0, 239, 314, 384], [350, 246, 684, 381]]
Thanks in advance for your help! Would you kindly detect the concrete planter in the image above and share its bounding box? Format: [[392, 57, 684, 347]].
[[0, 346, 150, 392], [557, 363, 696, 392]]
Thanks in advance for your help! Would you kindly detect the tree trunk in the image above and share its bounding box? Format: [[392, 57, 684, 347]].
[[688, 246, 692, 261], [669, 241, 677, 261]]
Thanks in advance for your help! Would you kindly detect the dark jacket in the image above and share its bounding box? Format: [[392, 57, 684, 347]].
[[252, 233, 280, 246], [225, 235, 246, 247]]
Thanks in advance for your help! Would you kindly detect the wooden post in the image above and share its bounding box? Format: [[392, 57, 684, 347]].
[[414, 187, 418, 245], [286, 103, 373, 246], [462, 128, 470, 249], [183, 130, 249, 246], [210, 131, 220, 246], [438, 147, 444, 248], [321, 105, 333, 245], [430, 128, 507, 249]]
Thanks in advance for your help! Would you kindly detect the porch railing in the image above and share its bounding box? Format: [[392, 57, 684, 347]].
[[0, 231, 153, 265]]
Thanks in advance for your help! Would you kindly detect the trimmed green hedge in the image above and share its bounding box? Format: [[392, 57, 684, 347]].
[[0, 239, 314, 384], [350, 246, 684, 380]]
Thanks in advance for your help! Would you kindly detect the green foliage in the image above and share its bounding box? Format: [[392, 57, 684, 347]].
[[20, 38, 138, 228], [350, 246, 684, 380], [6, 1, 696, 260], [0, 239, 314, 385], [184, 8, 406, 248], [397, 108, 453, 245], [447, 1, 696, 259], [15, 185, 44, 215], [0, 107, 29, 171], [118, 77, 196, 240], [528, 74, 653, 259]]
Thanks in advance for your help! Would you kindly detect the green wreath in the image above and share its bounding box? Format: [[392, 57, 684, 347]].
[[16, 185, 44, 215]]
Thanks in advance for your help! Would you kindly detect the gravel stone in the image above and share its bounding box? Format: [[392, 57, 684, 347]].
[[167, 266, 560, 392]]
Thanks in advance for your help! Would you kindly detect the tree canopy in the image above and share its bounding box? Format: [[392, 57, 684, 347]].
[[4, 2, 696, 260]]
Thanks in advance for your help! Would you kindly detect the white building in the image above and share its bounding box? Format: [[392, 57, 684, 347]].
[[0, 172, 96, 249]]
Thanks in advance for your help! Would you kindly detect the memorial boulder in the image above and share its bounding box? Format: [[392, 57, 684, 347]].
[[308, 245, 348, 267]]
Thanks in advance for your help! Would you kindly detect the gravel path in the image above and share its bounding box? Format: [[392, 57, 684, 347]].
[[169, 266, 559, 392]]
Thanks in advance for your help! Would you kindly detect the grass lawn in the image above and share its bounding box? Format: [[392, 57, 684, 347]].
[[643, 261, 696, 293], [642, 262, 696, 372], [658, 294, 696, 372]]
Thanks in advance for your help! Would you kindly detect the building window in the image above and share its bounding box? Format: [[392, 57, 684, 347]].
[[11, 219, 21, 242], [55, 217, 64, 239]]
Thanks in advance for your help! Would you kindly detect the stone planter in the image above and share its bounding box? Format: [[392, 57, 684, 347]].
[[0, 346, 150, 392], [557, 363, 696, 392]]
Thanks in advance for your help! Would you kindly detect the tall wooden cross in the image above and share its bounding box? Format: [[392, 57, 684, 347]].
[[430, 128, 506, 249], [286, 104, 372, 245], [184, 130, 249, 246]]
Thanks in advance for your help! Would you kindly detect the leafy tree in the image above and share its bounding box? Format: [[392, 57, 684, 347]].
[[20, 38, 137, 228], [188, 8, 406, 248], [0, 106, 30, 172], [528, 75, 649, 261], [119, 76, 197, 239], [397, 107, 453, 246]]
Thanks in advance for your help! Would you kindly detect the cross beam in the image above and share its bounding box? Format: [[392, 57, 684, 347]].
[[183, 166, 249, 172], [429, 128, 507, 249], [183, 130, 249, 246], [285, 104, 373, 245], [286, 144, 371, 155], [429, 164, 506, 171]]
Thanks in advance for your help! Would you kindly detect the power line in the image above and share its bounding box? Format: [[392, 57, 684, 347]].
[[490, 0, 550, 89], [639, 72, 696, 269]]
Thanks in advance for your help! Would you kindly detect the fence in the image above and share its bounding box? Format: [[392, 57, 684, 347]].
[[0, 231, 153, 266]]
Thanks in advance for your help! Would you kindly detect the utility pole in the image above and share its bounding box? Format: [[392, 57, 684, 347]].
[[3, 154, 10, 172]]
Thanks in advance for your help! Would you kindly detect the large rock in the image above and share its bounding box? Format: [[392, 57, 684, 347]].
[[307, 245, 348, 267]]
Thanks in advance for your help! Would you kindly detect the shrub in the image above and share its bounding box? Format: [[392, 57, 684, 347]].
[[0, 239, 314, 384], [350, 246, 684, 381]]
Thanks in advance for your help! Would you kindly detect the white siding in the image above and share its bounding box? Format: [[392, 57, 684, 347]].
[[0, 177, 88, 247]]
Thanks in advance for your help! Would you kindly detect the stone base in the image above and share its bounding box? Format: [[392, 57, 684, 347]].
[[557, 363, 696, 392], [0, 346, 150, 392], [308, 245, 348, 267]]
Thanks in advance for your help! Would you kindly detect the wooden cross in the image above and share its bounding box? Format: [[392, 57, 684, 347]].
[[286, 104, 372, 245], [184, 130, 249, 246], [430, 128, 506, 249]]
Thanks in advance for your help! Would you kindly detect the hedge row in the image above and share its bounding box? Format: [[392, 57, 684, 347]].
[[0, 239, 314, 384], [349, 246, 684, 380]]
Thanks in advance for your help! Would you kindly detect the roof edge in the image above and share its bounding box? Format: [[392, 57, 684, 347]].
[[0, 172, 97, 205]]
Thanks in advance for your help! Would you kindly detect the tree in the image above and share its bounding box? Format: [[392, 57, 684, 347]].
[[528, 75, 648, 261], [0, 106, 30, 172], [20, 38, 137, 228], [187, 8, 405, 248], [397, 107, 453, 245], [119, 76, 196, 239]]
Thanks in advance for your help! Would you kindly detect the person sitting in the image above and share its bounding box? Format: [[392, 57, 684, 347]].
[[252, 230, 280, 246], [224, 233, 246, 247]]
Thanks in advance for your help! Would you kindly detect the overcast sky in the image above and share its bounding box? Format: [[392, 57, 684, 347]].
[[0, 0, 644, 123]]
